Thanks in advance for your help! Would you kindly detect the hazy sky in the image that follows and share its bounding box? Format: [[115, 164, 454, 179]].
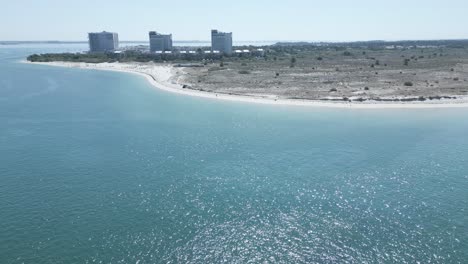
[[2, 0, 468, 41]]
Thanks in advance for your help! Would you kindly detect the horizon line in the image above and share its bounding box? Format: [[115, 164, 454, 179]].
[[2, 38, 468, 43]]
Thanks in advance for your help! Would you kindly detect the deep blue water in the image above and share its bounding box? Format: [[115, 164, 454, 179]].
[[0, 44, 467, 263]]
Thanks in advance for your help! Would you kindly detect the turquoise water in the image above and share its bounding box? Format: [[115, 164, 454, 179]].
[[0, 45, 467, 263]]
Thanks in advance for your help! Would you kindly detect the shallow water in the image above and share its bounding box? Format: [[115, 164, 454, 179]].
[[0, 44, 467, 263]]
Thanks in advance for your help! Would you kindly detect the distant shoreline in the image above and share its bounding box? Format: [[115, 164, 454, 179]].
[[26, 61, 468, 109]]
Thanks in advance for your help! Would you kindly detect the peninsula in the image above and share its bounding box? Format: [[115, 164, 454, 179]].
[[27, 40, 468, 107]]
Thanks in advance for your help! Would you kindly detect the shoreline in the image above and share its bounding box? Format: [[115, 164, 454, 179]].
[[26, 61, 468, 109]]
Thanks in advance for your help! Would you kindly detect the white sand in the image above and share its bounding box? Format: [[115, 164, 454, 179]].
[[29, 61, 468, 109]]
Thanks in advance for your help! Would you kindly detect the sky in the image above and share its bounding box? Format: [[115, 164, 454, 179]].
[[2, 0, 468, 42]]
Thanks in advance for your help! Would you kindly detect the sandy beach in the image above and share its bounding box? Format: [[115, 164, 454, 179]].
[[29, 61, 468, 109]]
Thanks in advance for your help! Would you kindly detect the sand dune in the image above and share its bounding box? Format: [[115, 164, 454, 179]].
[[29, 61, 468, 109]]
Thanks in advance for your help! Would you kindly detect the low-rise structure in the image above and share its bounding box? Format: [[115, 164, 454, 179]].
[[88, 31, 119, 53], [149, 31, 173, 52]]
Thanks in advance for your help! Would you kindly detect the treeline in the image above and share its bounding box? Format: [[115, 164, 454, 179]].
[[27, 48, 268, 64], [27, 52, 222, 63], [275, 39, 468, 49], [27, 53, 123, 63]]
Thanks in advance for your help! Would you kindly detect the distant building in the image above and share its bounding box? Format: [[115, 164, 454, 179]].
[[149, 31, 173, 52], [88, 31, 119, 53], [211, 30, 232, 55]]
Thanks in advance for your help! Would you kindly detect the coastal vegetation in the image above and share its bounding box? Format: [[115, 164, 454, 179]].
[[180, 41, 468, 102], [28, 39, 468, 102]]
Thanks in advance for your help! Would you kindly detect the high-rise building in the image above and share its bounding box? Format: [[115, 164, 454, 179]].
[[149, 32, 173, 52], [211, 30, 233, 55], [88, 31, 119, 53]]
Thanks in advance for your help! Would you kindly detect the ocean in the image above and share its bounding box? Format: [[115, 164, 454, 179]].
[[0, 44, 467, 263]]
